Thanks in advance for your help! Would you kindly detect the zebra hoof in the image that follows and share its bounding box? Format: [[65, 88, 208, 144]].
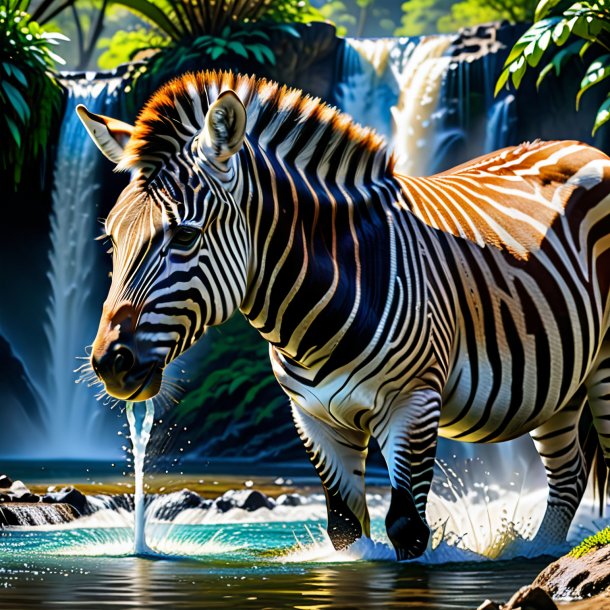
[[386, 487, 430, 560], [387, 515, 430, 560], [326, 505, 362, 551]]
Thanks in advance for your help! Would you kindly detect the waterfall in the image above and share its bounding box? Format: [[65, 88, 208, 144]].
[[40, 73, 125, 458], [334, 36, 457, 176]]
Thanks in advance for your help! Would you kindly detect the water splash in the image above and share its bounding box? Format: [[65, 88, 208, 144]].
[[126, 399, 155, 555]]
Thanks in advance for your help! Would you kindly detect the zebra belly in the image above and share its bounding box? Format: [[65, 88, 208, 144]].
[[437, 270, 603, 443]]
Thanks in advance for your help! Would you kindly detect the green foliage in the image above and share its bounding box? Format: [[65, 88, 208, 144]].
[[0, 0, 66, 188], [397, 0, 536, 36], [171, 316, 288, 441], [188, 23, 295, 65], [569, 527, 610, 558], [97, 25, 168, 68], [111, 0, 320, 41], [125, 20, 299, 109], [496, 0, 610, 135]]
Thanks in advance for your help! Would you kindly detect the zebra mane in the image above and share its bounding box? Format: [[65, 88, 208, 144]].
[[119, 70, 393, 176]]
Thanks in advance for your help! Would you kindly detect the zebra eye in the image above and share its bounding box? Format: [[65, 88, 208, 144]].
[[171, 226, 201, 249]]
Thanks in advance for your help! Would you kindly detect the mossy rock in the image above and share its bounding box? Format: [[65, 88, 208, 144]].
[[533, 530, 610, 600], [569, 527, 610, 559]]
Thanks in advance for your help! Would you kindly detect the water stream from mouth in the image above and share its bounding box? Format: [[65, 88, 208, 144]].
[[125, 399, 155, 556]]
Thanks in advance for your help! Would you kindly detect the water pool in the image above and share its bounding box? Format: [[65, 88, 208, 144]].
[[0, 519, 551, 609]]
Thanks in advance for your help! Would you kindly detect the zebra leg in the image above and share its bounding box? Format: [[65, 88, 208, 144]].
[[372, 389, 441, 560], [586, 341, 610, 467], [291, 402, 370, 550], [530, 389, 588, 546]]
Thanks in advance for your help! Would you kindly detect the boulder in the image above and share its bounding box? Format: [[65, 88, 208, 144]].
[[476, 586, 557, 610], [534, 543, 610, 600], [152, 489, 206, 521], [213, 489, 275, 513], [42, 486, 90, 516], [240, 490, 275, 512], [9, 480, 32, 498], [276, 493, 302, 507]]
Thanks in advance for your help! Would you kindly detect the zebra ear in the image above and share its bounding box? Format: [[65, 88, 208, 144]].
[[200, 90, 246, 165], [76, 104, 134, 164]]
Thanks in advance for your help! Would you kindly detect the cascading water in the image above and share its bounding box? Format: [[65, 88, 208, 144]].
[[35, 75, 126, 458], [334, 36, 452, 176], [125, 400, 155, 555]]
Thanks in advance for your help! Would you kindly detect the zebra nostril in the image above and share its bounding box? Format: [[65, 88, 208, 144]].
[[111, 344, 135, 374]]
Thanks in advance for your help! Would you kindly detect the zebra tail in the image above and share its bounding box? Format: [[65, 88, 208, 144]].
[[579, 404, 609, 518]]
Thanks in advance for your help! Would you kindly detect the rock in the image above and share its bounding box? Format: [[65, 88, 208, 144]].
[[503, 585, 557, 610], [276, 493, 302, 507], [476, 585, 557, 610], [42, 486, 90, 516], [17, 493, 41, 503], [240, 490, 275, 512], [214, 489, 275, 512], [0, 474, 13, 489], [214, 498, 235, 513], [9, 480, 31, 498], [152, 490, 205, 521], [534, 544, 610, 600]]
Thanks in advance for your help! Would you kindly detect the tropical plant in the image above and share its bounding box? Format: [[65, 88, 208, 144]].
[[496, 0, 610, 135], [186, 22, 298, 64], [0, 0, 66, 188], [112, 0, 320, 40]]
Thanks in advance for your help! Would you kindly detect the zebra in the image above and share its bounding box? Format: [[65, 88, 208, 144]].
[[78, 70, 610, 560]]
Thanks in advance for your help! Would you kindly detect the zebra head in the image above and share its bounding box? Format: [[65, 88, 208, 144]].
[[77, 84, 249, 401]]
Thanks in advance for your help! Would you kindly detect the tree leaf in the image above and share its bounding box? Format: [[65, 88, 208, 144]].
[[208, 45, 226, 60], [535, 0, 574, 21], [494, 67, 510, 96], [551, 19, 571, 45], [257, 44, 276, 66], [509, 56, 528, 89], [248, 44, 266, 65], [577, 54, 610, 109], [593, 94, 610, 135], [227, 41, 248, 58], [9, 64, 28, 87], [526, 28, 553, 67], [505, 18, 560, 66], [5, 116, 21, 147], [1, 81, 30, 123]]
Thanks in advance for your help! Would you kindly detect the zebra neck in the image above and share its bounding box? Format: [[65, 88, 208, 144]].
[[238, 153, 431, 373]]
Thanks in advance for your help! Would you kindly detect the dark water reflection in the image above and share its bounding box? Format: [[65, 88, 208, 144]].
[[0, 555, 549, 610]]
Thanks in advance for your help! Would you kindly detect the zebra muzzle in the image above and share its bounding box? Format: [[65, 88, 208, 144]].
[[91, 343, 162, 401]]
